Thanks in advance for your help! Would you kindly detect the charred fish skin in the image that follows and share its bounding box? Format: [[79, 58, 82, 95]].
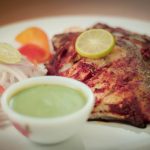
[[47, 23, 150, 128]]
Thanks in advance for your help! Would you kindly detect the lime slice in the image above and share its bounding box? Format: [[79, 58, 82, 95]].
[[75, 29, 115, 59], [0, 43, 21, 64]]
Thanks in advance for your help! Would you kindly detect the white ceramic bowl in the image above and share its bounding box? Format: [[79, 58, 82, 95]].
[[1, 76, 94, 144]]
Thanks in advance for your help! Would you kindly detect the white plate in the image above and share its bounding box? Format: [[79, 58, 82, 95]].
[[0, 16, 150, 150]]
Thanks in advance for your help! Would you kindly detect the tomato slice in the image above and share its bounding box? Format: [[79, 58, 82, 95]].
[[0, 85, 5, 94], [19, 44, 51, 64]]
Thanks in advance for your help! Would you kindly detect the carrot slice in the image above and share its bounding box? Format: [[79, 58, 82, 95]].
[[16, 27, 50, 51], [19, 44, 50, 64]]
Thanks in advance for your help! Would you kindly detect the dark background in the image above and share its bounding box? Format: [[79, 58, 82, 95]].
[[0, 0, 150, 25]]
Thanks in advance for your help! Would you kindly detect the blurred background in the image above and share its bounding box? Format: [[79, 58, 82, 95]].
[[0, 0, 150, 25]]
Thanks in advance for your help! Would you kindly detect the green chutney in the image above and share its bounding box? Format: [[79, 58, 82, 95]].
[[9, 84, 86, 118]]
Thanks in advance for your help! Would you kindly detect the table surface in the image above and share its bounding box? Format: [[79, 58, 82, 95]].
[[0, 0, 150, 26]]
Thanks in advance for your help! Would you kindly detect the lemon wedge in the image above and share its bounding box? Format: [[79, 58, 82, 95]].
[[75, 29, 115, 59], [0, 43, 21, 64]]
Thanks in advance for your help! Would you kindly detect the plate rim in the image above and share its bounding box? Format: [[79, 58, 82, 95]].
[[0, 15, 150, 150], [1, 15, 150, 29]]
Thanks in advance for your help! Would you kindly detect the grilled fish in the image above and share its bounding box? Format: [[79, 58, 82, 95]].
[[47, 23, 150, 128]]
